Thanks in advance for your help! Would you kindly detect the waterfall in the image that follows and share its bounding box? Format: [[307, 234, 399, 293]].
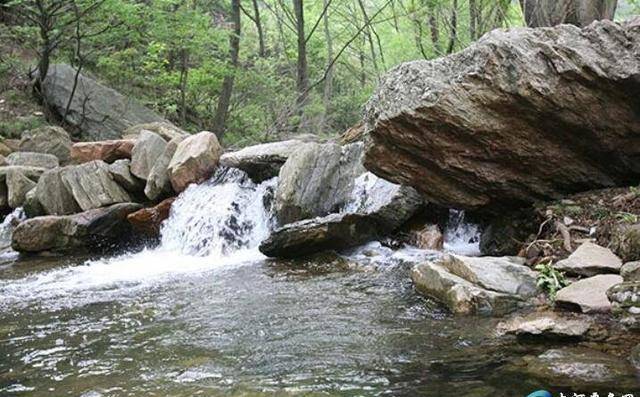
[[443, 210, 481, 256], [160, 167, 277, 256]]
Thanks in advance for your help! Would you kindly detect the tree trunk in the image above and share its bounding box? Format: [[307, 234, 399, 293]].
[[447, 0, 458, 54], [428, 13, 441, 55], [519, 0, 617, 27], [212, 0, 241, 140], [320, 0, 334, 132], [252, 0, 266, 57], [357, 0, 379, 78], [293, 0, 308, 110], [469, 0, 478, 40]]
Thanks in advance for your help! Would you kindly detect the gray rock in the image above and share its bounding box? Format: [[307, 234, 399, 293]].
[[555, 274, 623, 313], [220, 140, 307, 183], [610, 222, 640, 262], [108, 159, 143, 193], [607, 281, 640, 329], [411, 261, 524, 316], [497, 311, 592, 339], [516, 347, 637, 389], [441, 254, 538, 297], [555, 242, 622, 276], [12, 203, 142, 253], [42, 64, 169, 140], [6, 169, 36, 209], [130, 130, 167, 180], [122, 122, 188, 142], [363, 18, 640, 212], [23, 188, 44, 218], [6, 152, 59, 169], [259, 213, 378, 258], [275, 142, 364, 224], [35, 167, 81, 215], [0, 166, 45, 182], [621, 261, 640, 281], [18, 126, 72, 164], [61, 160, 131, 211], [168, 131, 222, 193], [144, 136, 185, 200]]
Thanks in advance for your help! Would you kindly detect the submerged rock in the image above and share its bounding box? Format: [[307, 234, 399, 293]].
[[42, 64, 169, 140], [70, 139, 135, 164], [411, 261, 525, 316], [220, 139, 307, 183], [130, 130, 167, 180], [555, 274, 623, 313], [168, 131, 222, 193], [18, 126, 72, 164], [274, 142, 364, 224], [497, 311, 592, 340], [363, 18, 640, 212], [12, 203, 142, 253], [516, 347, 636, 389], [554, 241, 622, 276]]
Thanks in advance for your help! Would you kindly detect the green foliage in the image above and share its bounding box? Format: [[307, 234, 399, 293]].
[[535, 262, 569, 301]]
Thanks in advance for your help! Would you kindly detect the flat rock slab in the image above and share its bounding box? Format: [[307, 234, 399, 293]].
[[497, 311, 592, 339], [411, 261, 524, 316], [6, 152, 59, 169], [555, 241, 622, 276], [556, 274, 623, 313], [442, 254, 537, 297], [70, 139, 135, 164], [220, 140, 306, 183]]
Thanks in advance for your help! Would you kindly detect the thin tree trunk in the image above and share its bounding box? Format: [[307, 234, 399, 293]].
[[293, 0, 308, 110], [251, 0, 266, 57], [178, 49, 189, 126], [357, 0, 379, 77], [469, 0, 477, 40], [320, 0, 334, 132], [447, 0, 458, 54], [428, 13, 441, 55], [213, 0, 241, 140]]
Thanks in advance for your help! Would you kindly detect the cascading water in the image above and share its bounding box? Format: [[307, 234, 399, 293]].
[[0, 207, 25, 260], [0, 169, 278, 309], [442, 209, 481, 256], [160, 167, 277, 256]]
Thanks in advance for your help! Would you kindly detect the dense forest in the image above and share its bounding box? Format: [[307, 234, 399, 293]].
[[0, 0, 639, 146]]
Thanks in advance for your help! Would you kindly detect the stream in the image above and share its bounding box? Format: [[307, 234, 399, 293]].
[[0, 170, 635, 396]]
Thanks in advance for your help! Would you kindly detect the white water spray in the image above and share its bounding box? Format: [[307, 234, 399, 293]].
[[0, 207, 25, 259], [443, 210, 481, 256]]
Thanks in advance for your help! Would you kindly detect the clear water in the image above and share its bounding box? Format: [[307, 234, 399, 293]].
[[0, 173, 636, 396]]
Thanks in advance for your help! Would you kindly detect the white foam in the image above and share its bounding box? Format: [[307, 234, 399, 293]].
[[442, 210, 481, 256]]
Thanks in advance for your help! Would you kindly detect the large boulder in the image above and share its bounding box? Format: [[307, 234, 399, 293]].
[[130, 130, 167, 180], [70, 139, 135, 164], [6, 169, 37, 209], [6, 152, 59, 169], [144, 136, 185, 200], [12, 203, 142, 253], [60, 160, 131, 211], [18, 126, 72, 164], [42, 64, 170, 140], [554, 241, 623, 276], [274, 142, 364, 224], [168, 131, 222, 193], [260, 173, 423, 258], [259, 213, 378, 258], [363, 18, 640, 212], [219, 140, 307, 183], [35, 168, 81, 215], [108, 159, 143, 193], [555, 274, 623, 313]]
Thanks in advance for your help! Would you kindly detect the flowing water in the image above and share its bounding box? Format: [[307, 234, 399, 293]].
[[0, 171, 636, 396]]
